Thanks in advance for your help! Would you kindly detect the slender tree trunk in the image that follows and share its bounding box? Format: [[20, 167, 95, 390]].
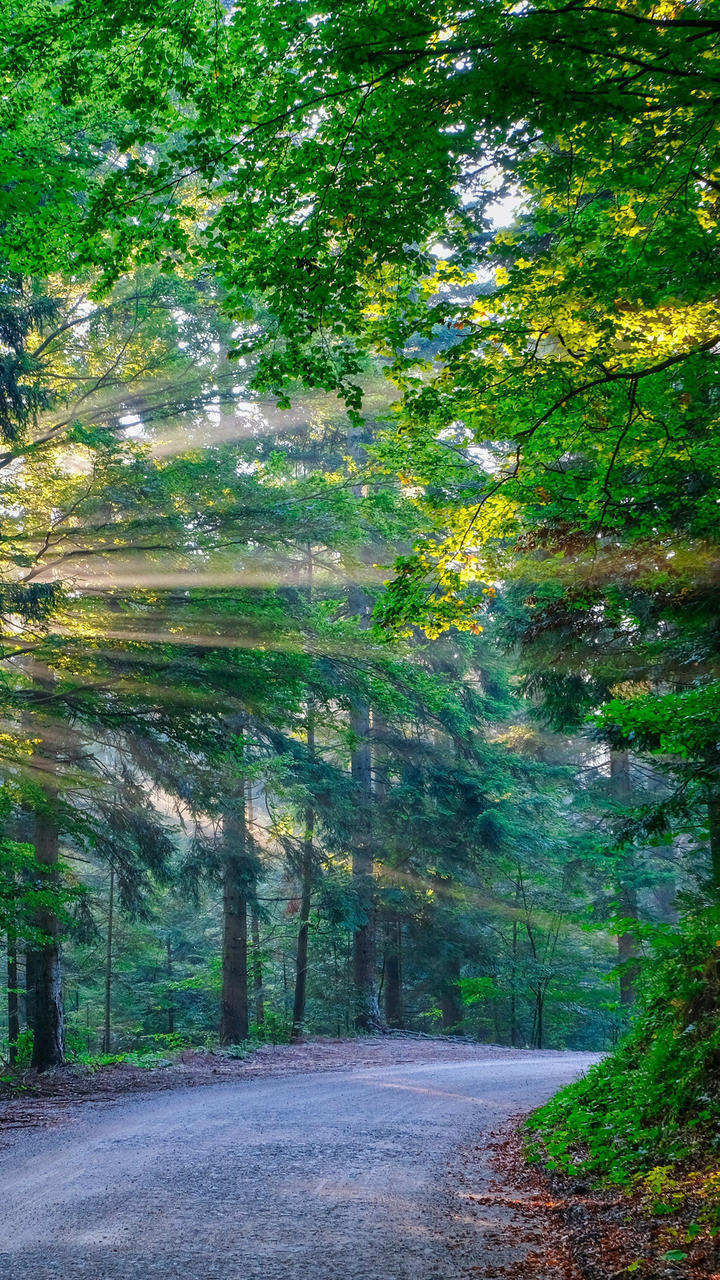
[[509, 874, 520, 1047], [25, 947, 35, 1040], [351, 695, 381, 1030], [510, 917, 519, 1047], [291, 789, 315, 1041], [291, 552, 317, 1041], [708, 797, 720, 895], [439, 955, 462, 1032], [617, 881, 640, 1005], [383, 918, 403, 1028], [611, 750, 641, 1006], [345, 935, 351, 1032], [103, 865, 114, 1054], [245, 786, 264, 1027], [250, 910, 264, 1027], [346, 428, 382, 1033], [291, 681, 315, 1041], [536, 988, 544, 1050], [166, 938, 175, 1035], [7, 929, 18, 1065], [220, 807, 250, 1046], [291, 816, 314, 1041]]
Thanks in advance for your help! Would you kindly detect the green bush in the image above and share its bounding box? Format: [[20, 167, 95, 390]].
[[529, 907, 720, 1183]]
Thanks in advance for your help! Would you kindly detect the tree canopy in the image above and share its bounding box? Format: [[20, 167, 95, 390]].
[[1, 7, 720, 1264]]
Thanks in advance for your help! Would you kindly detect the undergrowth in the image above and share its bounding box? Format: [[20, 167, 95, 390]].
[[528, 906, 720, 1268], [1, 1014, 291, 1088]]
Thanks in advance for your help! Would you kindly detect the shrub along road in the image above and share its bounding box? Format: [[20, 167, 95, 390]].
[[0, 1043, 595, 1279]]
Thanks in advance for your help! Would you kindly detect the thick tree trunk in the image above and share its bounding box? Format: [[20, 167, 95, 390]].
[[103, 864, 114, 1054], [24, 673, 65, 1071], [27, 805, 65, 1070], [611, 750, 641, 1006], [220, 808, 250, 1046], [383, 918, 403, 1028], [7, 930, 19, 1065]]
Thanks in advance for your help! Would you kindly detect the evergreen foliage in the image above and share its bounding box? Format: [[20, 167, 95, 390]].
[[0, 12, 719, 1254]]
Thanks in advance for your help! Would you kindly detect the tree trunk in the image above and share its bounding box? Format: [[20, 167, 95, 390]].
[[220, 808, 250, 1046], [291, 790, 314, 1041], [617, 884, 640, 1005], [26, 804, 65, 1070], [103, 864, 114, 1054], [383, 918, 403, 1028], [7, 929, 19, 1065], [291, 553, 317, 1041], [439, 956, 462, 1032], [245, 785, 264, 1028], [346, 429, 382, 1032], [250, 910, 264, 1027], [536, 988, 544, 1050], [611, 750, 641, 1006], [166, 937, 175, 1036], [351, 694, 381, 1030], [291, 697, 315, 1041], [708, 797, 720, 895], [509, 917, 518, 1047]]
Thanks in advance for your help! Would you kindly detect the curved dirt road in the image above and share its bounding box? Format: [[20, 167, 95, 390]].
[[0, 1051, 594, 1279]]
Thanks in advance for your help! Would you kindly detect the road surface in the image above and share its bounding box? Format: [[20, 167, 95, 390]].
[[0, 1052, 595, 1279]]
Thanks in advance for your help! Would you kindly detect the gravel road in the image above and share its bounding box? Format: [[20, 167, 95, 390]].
[[0, 1049, 595, 1279]]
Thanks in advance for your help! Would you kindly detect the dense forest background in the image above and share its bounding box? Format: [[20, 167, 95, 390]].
[[1, 3, 720, 1242], [2, 307, 652, 1064]]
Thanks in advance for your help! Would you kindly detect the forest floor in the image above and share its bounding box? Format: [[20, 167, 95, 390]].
[[0, 1038, 708, 1278], [0, 1032, 570, 1109], [462, 1125, 720, 1280]]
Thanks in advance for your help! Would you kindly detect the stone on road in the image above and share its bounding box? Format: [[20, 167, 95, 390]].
[[0, 1051, 594, 1279]]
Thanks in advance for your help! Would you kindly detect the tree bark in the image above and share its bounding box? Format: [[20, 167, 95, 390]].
[[611, 750, 641, 1006], [7, 929, 19, 1065], [291, 552, 317, 1041], [220, 807, 250, 1046], [346, 429, 382, 1033], [26, 803, 65, 1070], [166, 937, 175, 1036], [351, 695, 382, 1030], [291, 711, 315, 1041], [439, 955, 462, 1032], [708, 797, 720, 895], [245, 786, 264, 1028], [103, 864, 114, 1054], [383, 918, 403, 1028], [250, 909, 264, 1027], [536, 988, 545, 1050], [510, 916, 518, 1047]]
